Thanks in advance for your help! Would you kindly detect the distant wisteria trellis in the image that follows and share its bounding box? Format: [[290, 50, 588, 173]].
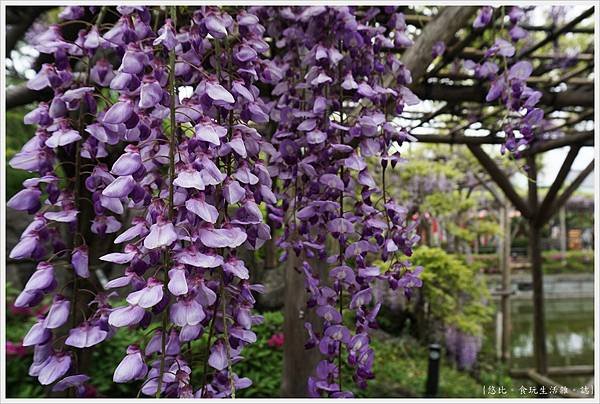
[[7, 5, 535, 398]]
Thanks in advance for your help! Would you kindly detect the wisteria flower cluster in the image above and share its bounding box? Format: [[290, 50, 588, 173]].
[[465, 6, 545, 155], [253, 6, 421, 397], [8, 5, 424, 398]]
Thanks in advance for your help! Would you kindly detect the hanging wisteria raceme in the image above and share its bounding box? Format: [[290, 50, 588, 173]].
[[252, 6, 422, 397], [8, 5, 424, 398], [464, 6, 545, 156]]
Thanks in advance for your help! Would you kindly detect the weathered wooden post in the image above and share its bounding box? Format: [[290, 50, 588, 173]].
[[499, 198, 512, 362], [559, 206, 567, 266], [526, 156, 548, 376]]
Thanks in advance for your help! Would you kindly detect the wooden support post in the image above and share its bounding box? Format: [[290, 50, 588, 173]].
[[281, 252, 322, 397], [559, 206, 567, 263], [499, 199, 512, 363], [526, 156, 549, 376]]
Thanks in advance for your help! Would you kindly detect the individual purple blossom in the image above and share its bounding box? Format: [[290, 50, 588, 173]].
[[38, 353, 72, 385], [432, 41, 445, 58], [65, 322, 108, 348], [170, 298, 205, 327], [126, 277, 164, 308], [144, 218, 178, 249], [153, 19, 178, 50], [71, 245, 90, 278], [113, 345, 147, 383], [102, 175, 135, 198], [199, 227, 247, 248], [42, 295, 70, 329], [23, 317, 52, 346], [473, 6, 493, 28], [108, 305, 146, 328], [52, 374, 90, 396], [7, 188, 42, 213]]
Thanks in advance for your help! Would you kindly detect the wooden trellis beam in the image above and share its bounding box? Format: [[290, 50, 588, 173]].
[[425, 8, 501, 79], [401, 14, 595, 34], [516, 7, 595, 61], [546, 63, 594, 88], [402, 6, 478, 85], [467, 144, 531, 218], [409, 103, 450, 131], [539, 160, 594, 225], [519, 131, 594, 157], [537, 146, 581, 221], [431, 73, 593, 86], [544, 109, 594, 133], [459, 47, 594, 62], [412, 83, 594, 108]]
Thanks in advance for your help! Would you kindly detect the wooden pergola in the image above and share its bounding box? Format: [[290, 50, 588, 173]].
[[382, 6, 596, 383], [5, 5, 596, 396]]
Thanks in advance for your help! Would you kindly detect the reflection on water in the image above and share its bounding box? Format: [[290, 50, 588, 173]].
[[492, 298, 594, 387]]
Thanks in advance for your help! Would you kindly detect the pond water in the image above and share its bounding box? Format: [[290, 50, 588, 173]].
[[490, 297, 594, 388]]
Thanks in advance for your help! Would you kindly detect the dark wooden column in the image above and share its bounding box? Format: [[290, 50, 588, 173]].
[[499, 199, 512, 362], [526, 156, 549, 375]]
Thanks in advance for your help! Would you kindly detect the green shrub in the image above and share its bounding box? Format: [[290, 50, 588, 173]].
[[542, 250, 594, 274], [407, 247, 493, 337]]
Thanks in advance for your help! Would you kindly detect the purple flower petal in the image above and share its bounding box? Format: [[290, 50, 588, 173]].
[[103, 101, 133, 124], [224, 180, 245, 204], [108, 305, 146, 328], [206, 82, 235, 104], [100, 251, 136, 264], [176, 249, 224, 268], [144, 221, 178, 249], [195, 122, 226, 145], [113, 346, 147, 383], [186, 198, 219, 223], [223, 257, 249, 279], [170, 298, 205, 326], [71, 245, 90, 278], [52, 374, 90, 392], [38, 354, 71, 385], [174, 169, 205, 190], [23, 320, 52, 346], [139, 81, 163, 109], [45, 129, 81, 148], [111, 152, 142, 176], [208, 341, 228, 370], [168, 267, 188, 296], [7, 188, 41, 212], [43, 296, 70, 329], [65, 324, 108, 348], [319, 174, 344, 191], [199, 227, 247, 248], [102, 175, 135, 198], [126, 279, 164, 308]]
